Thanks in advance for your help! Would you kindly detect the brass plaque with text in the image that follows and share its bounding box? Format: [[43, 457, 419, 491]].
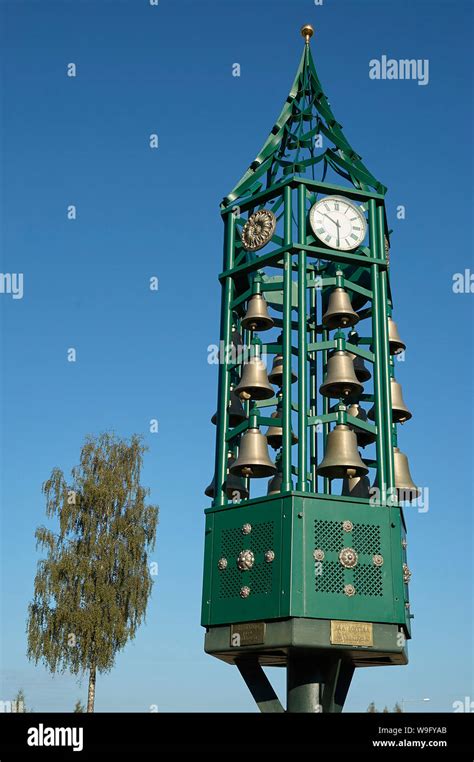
[[230, 622, 266, 647], [330, 620, 373, 647]]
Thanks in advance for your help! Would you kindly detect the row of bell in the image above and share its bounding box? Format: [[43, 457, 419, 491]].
[[320, 351, 412, 421], [268, 461, 418, 502], [241, 285, 406, 354], [340, 446, 419, 502], [232, 344, 405, 408], [230, 287, 405, 403], [322, 286, 407, 356], [315, 425, 418, 498], [266, 423, 417, 501], [206, 421, 417, 501], [205, 436, 420, 501], [207, 289, 410, 495], [208, 424, 418, 502], [232, 349, 373, 405], [208, 371, 411, 494]]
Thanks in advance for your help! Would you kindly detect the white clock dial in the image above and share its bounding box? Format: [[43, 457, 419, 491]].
[[309, 195, 367, 251]]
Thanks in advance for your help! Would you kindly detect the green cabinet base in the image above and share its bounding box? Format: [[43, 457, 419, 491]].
[[201, 493, 411, 635]]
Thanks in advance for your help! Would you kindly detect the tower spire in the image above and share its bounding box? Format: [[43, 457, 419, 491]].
[[222, 27, 386, 209]]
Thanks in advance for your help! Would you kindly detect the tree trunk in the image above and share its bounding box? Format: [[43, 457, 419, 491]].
[[87, 666, 96, 712]]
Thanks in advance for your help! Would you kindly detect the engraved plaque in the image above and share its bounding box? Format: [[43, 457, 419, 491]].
[[330, 620, 373, 647], [230, 622, 266, 647]]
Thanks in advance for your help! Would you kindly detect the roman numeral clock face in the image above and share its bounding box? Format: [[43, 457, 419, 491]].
[[309, 196, 367, 251]]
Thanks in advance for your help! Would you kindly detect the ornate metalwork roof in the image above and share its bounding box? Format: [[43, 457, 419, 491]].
[[222, 39, 386, 210]]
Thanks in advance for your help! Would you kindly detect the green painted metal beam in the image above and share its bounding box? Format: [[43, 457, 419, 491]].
[[213, 216, 235, 507], [310, 284, 317, 488], [297, 183, 308, 491], [293, 175, 385, 201], [282, 185, 293, 492], [236, 659, 285, 713], [368, 199, 386, 495], [287, 655, 322, 712], [219, 242, 385, 282], [377, 203, 396, 492]]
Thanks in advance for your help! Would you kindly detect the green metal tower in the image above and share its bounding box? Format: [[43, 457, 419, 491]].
[[201, 25, 417, 713]]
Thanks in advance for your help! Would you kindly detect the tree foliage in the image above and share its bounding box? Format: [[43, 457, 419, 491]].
[[367, 701, 404, 713], [13, 689, 26, 712], [27, 433, 158, 684]]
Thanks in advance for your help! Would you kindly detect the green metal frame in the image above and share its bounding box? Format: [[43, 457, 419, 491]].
[[212, 180, 395, 505], [202, 33, 412, 713]]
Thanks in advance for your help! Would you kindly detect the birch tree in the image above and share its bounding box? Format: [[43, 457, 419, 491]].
[[27, 433, 158, 712]]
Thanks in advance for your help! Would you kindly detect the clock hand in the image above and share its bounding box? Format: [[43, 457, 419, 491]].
[[323, 213, 339, 226]]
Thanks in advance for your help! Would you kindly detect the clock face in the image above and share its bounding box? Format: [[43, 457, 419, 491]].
[[309, 196, 367, 251]]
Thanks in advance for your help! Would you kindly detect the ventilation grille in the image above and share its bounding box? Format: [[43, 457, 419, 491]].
[[218, 521, 274, 599], [353, 565, 383, 596], [352, 523, 381, 555], [313, 518, 384, 598], [314, 519, 344, 551], [315, 560, 344, 594]]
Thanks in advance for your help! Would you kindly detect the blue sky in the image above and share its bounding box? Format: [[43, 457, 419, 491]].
[[0, 0, 472, 712]]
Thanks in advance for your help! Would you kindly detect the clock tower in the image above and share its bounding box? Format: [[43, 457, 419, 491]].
[[202, 25, 417, 712]]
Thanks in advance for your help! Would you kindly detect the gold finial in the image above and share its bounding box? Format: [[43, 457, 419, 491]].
[[301, 24, 314, 44]]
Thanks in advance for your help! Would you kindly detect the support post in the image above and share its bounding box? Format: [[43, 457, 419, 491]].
[[282, 185, 293, 491], [213, 214, 235, 506], [236, 659, 285, 713], [322, 324, 330, 494], [297, 183, 307, 491], [287, 654, 323, 712], [368, 199, 386, 495], [309, 283, 317, 489], [287, 654, 355, 713], [320, 659, 355, 713], [376, 203, 395, 491]]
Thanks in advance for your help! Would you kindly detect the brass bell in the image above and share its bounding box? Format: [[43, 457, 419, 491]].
[[347, 403, 376, 447], [316, 424, 368, 479], [265, 405, 298, 450], [229, 428, 276, 478], [390, 378, 412, 423], [241, 293, 274, 332], [348, 352, 372, 383], [320, 351, 363, 399], [322, 287, 360, 330], [394, 447, 420, 501], [267, 470, 282, 495], [268, 354, 297, 386], [368, 378, 412, 424], [267, 455, 283, 495], [388, 317, 406, 355], [234, 356, 274, 400], [211, 388, 247, 427], [342, 473, 371, 498], [205, 453, 249, 500], [367, 378, 412, 423]]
